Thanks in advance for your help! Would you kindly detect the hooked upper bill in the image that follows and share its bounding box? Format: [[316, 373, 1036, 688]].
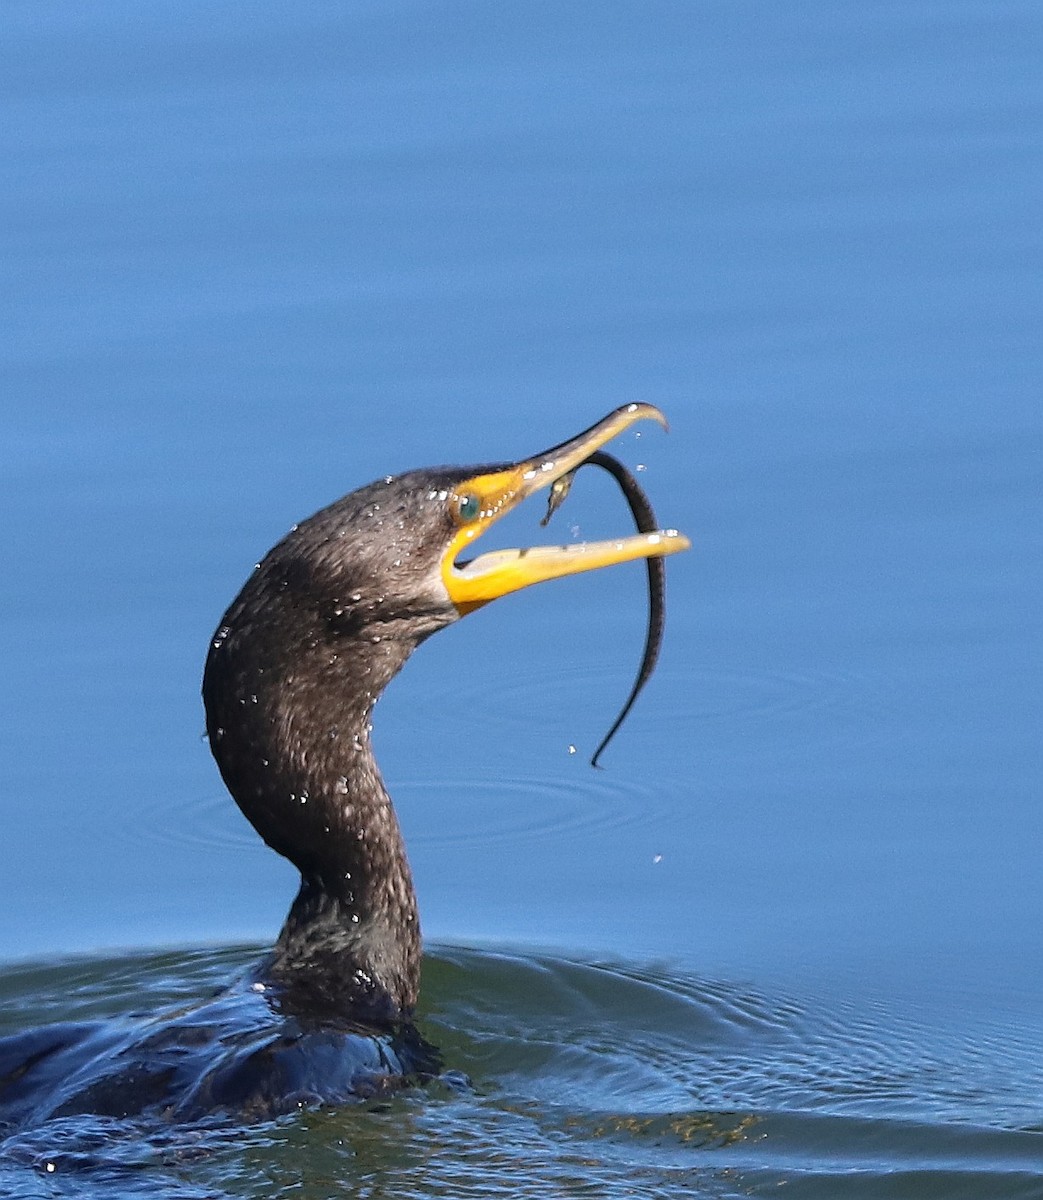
[[441, 403, 690, 615]]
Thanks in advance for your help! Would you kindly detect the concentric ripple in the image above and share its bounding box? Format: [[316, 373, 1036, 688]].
[[393, 771, 666, 851]]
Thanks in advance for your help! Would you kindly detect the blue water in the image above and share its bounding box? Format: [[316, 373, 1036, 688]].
[[2, 2, 1041, 1195]]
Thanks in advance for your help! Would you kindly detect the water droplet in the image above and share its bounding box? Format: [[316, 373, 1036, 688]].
[[653, 854, 663, 864], [568, 744, 577, 755], [636, 463, 646, 472], [350, 913, 360, 923]]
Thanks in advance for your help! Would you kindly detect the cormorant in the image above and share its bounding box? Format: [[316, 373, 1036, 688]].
[[0, 405, 688, 1126]]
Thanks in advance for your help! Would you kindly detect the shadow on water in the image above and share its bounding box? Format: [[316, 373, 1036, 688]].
[[1, 945, 1040, 1199]]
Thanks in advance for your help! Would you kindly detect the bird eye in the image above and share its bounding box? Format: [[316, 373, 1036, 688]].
[[456, 493, 481, 521]]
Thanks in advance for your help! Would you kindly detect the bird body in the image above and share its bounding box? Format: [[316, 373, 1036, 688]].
[[0, 981, 435, 1127]]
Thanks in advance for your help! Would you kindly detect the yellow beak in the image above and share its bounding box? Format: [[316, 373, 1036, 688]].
[[441, 404, 691, 616]]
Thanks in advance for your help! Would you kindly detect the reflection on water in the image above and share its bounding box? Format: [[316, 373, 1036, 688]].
[[2, 946, 1041, 1199]]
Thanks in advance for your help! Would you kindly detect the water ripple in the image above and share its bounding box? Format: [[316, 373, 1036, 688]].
[[396, 772, 665, 851], [445, 660, 899, 734], [2, 944, 1042, 1198], [113, 790, 256, 855]]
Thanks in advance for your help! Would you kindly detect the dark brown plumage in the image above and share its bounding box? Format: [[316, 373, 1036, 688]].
[[0, 407, 687, 1124], [203, 407, 687, 1031]]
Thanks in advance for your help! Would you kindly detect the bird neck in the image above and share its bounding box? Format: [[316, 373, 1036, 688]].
[[264, 728, 421, 1024], [204, 626, 425, 1024]]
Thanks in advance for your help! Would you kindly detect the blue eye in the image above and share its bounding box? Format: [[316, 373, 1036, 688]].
[[457, 493, 481, 521]]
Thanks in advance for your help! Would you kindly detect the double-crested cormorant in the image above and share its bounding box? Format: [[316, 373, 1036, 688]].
[[0, 405, 687, 1125]]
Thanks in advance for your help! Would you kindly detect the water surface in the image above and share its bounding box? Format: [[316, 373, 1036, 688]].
[[2, 1, 1041, 1195]]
